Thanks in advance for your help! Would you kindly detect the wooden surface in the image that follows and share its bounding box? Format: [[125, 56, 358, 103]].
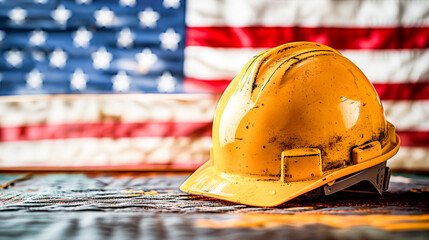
[[0, 172, 428, 240]]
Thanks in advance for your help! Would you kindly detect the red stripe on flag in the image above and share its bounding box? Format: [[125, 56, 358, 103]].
[[184, 77, 429, 100], [397, 131, 429, 147], [186, 26, 429, 49], [183, 77, 231, 93], [0, 122, 212, 142], [374, 82, 429, 100]]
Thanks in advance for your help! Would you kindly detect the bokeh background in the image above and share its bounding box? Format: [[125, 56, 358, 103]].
[[0, 0, 428, 171]]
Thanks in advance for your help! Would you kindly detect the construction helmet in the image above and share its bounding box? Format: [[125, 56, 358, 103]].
[[180, 42, 400, 207]]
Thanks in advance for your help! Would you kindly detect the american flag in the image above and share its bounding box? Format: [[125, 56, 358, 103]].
[[0, 0, 428, 170]]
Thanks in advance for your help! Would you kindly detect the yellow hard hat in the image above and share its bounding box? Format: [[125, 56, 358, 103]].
[[180, 42, 400, 207]]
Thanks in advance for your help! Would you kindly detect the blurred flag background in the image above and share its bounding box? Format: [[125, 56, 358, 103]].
[[0, 0, 428, 170]]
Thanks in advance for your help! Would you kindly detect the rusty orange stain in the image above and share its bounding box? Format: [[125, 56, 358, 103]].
[[120, 189, 158, 196], [124, 194, 142, 197], [121, 189, 158, 196], [144, 190, 158, 195], [195, 214, 429, 231], [410, 188, 429, 193]]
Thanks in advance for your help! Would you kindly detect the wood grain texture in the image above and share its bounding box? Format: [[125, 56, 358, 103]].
[[0, 173, 428, 239]]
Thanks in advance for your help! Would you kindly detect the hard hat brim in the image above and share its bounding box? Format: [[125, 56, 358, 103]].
[[180, 134, 400, 207]]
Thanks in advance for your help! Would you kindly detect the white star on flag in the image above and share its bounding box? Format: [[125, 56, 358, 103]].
[[49, 48, 68, 68], [160, 28, 181, 51], [138, 8, 159, 28], [112, 71, 131, 92], [5, 49, 24, 68], [94, 7, 115, 27], [92, 47, 112, 70], [120, 0, 136, 7], [163, 0, 180, 9], [34, 0, 48, 4], [51, 5, 71, 25], [117, 28, 134, 48], [70, 68, 87, 91], [136, 49, 158, 73], [157, 72, 176, 92], [32, 51, 45, 62], [29, 30, 47, 46], [73, 27, 92, 48], [9, 7, 27, 25], [26, 69, 43, 89], [76, 0, 91, 4]]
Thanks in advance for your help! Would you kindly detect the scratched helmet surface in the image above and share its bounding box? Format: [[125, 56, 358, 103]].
[[180, 42, 400, 207]]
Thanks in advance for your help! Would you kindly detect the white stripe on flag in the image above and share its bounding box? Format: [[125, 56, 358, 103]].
[[184, 47, 263, 80], [388, 147, 429, 170], [0, 137, 212, 167], [0, 94, 218, 127], [383, 100, 429, 131], [341, 50, 429, 82], [186, 0, 429, 27], [184, 46, 429, 83]]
